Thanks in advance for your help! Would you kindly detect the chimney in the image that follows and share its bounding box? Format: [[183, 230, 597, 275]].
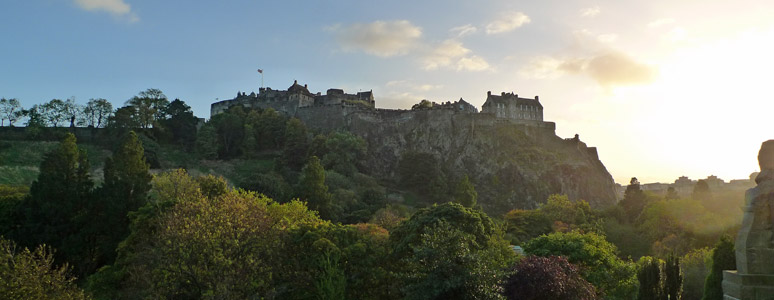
[[501, 92, 505, 96], [535, 96, 539, 101], [487, 91, 491, 96]]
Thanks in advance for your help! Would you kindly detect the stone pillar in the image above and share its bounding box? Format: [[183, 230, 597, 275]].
[[723, 140, 774, 300]]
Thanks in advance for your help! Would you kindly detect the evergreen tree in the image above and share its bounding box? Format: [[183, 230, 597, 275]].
[[195, 122, 218, 159], [664, 254, 682, 300], [297, 156, 332, 218], [637, 257, 663, 300], [702, 236, 735, 300], [282, 118, 310, 171], [453, 175, 478, 208], [619, 177, 647, 221], [13, 133, 92, 272], [242, 123, 258, 158], [161, 98, 198, 147], [91, 131, 152, 267]]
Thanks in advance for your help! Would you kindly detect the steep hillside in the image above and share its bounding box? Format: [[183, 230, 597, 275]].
[[302, 108, 617, 213]]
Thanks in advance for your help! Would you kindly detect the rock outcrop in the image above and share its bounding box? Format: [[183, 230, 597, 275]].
[[298, 106, 617, 214]]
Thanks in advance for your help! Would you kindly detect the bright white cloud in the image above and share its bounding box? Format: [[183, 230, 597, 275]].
[[329, 20, 422, 57], [580, 6, 601, 17], [74, 0, 138, 22], [486, 11, 531, 35], [450, 24, 478, 37]]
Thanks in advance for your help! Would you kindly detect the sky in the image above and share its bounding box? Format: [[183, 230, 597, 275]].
[[2, 0, 774, 184]]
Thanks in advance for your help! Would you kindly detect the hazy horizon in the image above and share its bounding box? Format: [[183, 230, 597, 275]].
[[2, 0, 772, 184]]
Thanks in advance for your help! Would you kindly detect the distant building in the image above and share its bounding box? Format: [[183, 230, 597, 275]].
[[481, 91, 543, 122]]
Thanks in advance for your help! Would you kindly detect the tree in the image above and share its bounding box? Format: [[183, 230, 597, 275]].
[[161, 99, 199, 146], [282, 118, 310, 170], [297, 156, 332, 218], [0, 237, 90, 300], [453, 175, 478, 208], [62, 97, 82, 127], [619, 177, 648, 221], [12, 133, 93, 274], [82, 98, 113, 128], [503, 209, 552, 244], [637, 257, 663, 300], [0, 98, 22, 126], [127, 190, 322, 299], [107, 106, 139, 129], [125, 89, 168, 128], [195, 122, 218, 159], [40, 99, 66, 127], [681, 248, 711, 300], [275, 223, 391, 299], [321, 131, 366, 176], [92, 131, 152, 267], [390, 202, 515, 300], [210, 108, 245, 158], [702, 236, 735, 300], [24, 105, 45, 128], [255, 108, 286, 149], [524, 231, 637, 299], [398, 221, 513, 300], [504, 255, 596, 300], [664, 254, 683, 300], [411, 99, 433, 110], [540, 194, 598, 233]]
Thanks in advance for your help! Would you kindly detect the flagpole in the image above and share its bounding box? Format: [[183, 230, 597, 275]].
[[258, 69, 264, 89]]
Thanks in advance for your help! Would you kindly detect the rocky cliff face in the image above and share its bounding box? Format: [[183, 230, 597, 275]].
[[300, 106, 617, 214]]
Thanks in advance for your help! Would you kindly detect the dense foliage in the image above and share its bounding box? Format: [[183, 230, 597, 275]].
[[0, 92, 749, 299], [504, 255, 596, 300]]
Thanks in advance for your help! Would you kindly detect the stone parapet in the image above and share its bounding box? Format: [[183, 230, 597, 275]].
[[723, 271, 774, 300]]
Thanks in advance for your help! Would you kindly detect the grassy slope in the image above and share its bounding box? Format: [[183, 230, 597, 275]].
[[0, 141, 111, 186]]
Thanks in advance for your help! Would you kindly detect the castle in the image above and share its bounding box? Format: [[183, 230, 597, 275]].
[[210, 80, 549, 127]]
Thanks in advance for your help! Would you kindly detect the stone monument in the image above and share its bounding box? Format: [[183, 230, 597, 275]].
[[723, 140, 774, 299]]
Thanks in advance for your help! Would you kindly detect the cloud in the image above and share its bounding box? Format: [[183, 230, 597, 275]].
[[328, 20, 422, 57], [421, 39, 471, 70], [420, 39, 491, 71], [486, 11, 531, 34], [580, 7, 601, 17], [450, 24, 478, 37], [74, 0, 138, 22], [584, 52, 656, 86], [521, 52, 656, 86], [385, 80, 443, 91], [457, 55, 491, 71]]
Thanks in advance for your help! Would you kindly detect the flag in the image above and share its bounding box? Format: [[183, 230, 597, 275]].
[[257, 69, 263, 73]]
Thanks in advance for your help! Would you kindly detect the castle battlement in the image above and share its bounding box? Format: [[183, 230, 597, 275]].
[[210, 80, 549, 129]]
